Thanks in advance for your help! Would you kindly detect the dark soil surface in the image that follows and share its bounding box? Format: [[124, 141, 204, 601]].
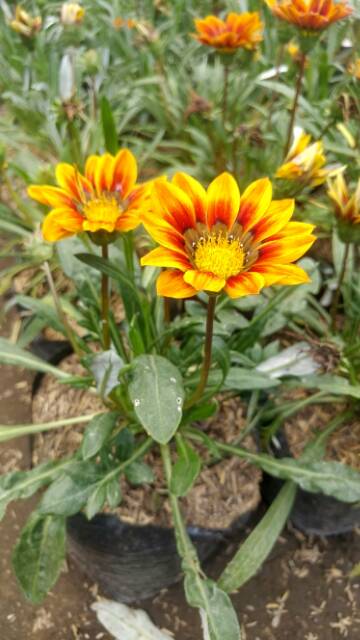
[[1, 312, 360, 639]]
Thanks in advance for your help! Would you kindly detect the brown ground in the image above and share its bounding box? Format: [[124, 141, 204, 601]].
[[1, 312, 360, 639]]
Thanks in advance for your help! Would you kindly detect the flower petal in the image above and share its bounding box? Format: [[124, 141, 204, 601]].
[[252, 262, 311, 286], [94, 153, 114, 194], [111, 149, 138, 198], [259, 235, 316, 263], [172, 172, 207, 224], [157, 269, 196, 299], [237, 177, 272, 233], [153, 180, 196, 232], [141, 247, 192, 272], [142, 214, 186, 254], [115, 211, 140, 232], [224, 272, 265, 298], [55, 163, 87, 200], [252, 199, 295, 243], [42, 208, 84, 242], [183, 270, 225, 292], [27, 185, 74, 208], [206, 172, 240, 229]]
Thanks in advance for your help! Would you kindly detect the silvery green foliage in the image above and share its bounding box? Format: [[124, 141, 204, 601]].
[[92, 600, 173, 640]]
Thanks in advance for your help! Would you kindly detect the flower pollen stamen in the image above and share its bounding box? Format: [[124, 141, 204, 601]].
[[194, 232, 245, 280]]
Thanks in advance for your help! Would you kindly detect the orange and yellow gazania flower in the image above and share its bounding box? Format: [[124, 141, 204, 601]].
[[194, 12, 263, 52], [28, 149, 149, 242], [264, 0, 352, 31], [141, 173, 315, 299], [10, 6, 42, 37], [327, 173, 360, 225], [276, 129, 341, 188]]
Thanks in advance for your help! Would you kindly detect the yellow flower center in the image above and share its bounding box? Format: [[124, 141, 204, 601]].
[[82, 196, 121, 233], [194, 233, 244, 280]]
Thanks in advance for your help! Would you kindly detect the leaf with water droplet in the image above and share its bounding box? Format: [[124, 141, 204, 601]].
[[129, 355, 184, 444]]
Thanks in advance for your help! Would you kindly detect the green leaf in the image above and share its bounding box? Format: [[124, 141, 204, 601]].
[[85, 484, 107, 520], [218, 482, 296, 593], [125, 461, 154, 485], [171, 436, 201, 497], [219, 445, 360, 503], [128, 355, 184, 444], [106, 476, 122, 509], [225, 367, 280, 391], [12, 514, 66, 603], [38, 462, 100, 516], [0, 461, 71, 521], [182, 400, 218, 424], [81, 412, 119, 460], [89, 350, 124, 398], [301, 374, 360, 399], [0, 337, 71, 379], [185, 575, 241, 640], [101, 96, 118, 155]]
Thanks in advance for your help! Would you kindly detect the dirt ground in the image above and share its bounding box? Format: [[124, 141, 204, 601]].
[[1, 314, 360, 640]]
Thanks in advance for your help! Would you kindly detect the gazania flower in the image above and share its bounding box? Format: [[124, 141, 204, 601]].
[[10, 6, 42, 37], [327, 173, 360, 225], [61, 2, 85, 25], [276, 129, 341, 188], [264, 0, 352, 32], [141, 172, 315, 299], [194, 12, 263, 52], [28, 150, 149, 242]]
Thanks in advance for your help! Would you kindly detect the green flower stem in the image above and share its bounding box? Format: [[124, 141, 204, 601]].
[[283, 51, 307, 158], [123, 231, 135, 277], [331, 240, 351, 332], [43, 261, 82, 358], [101, 244, 111, 350], [185, 295, 217, 409], [160, 443, 202, 570], [0, 412, 103, 444]]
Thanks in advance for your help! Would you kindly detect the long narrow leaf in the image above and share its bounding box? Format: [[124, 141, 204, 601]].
[[218, 482, 296, 593]]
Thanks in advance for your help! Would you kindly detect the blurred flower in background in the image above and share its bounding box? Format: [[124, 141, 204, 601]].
[[10, 6, 42, 38], [264, 0, 352, 32], [113, 17, 136, 30], [61, 2, 85, 26], [327, 172, 360, 225], [194, 12, 263, 52], [276, 129, 343, 188]]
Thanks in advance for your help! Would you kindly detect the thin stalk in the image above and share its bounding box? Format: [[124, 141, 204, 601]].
[[0, 412, 103, 444], [331, 241, 351, 332], [101, 244, 111, 350], [185, 295, 217, 408], [222, 63, 230, 126], [123, 231, 135, 277], [283, 51, 306, 158], [43, 261, 82, 358], [160, 444, 202, 569]]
